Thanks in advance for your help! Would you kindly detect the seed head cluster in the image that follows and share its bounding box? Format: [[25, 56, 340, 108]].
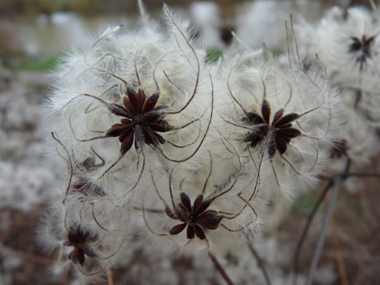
[[41, 3, 343, 282]]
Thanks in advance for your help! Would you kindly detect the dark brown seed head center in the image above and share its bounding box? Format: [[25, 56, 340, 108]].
[[188, 213, 196, 225], [131, 115, 144, 128]]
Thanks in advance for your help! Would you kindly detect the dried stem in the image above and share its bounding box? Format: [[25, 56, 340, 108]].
[[247, 240, 272, 285], [0, 245, 54, 266], [208, 251, 235, 285], [292, 180, 333, 285], [317, 174, 333, 181], [346, 172, 380, 178], [17, 251, 54, 266], [331, 214, 349, 285], [320, 172, 380, 180], [106, 266, 114, 285], [305, 157, 351, 285]]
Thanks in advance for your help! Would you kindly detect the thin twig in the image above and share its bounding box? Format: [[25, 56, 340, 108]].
[[369, 0, 378, 13], [17, 251, 54, 266], [331, 214, 349, 285], [247, 240, 272, 285], [346, 172, 380, 178], [317, 174, 333, 181], [292, 180, 333, 285], [305, 157, 350, 285], [208, 251, 235, 285], [319, 171, 380, 181], [0, 245, 54, 266], [106, 266, 114, 285]]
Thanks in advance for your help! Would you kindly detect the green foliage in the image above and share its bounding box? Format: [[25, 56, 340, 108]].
[[21, 53, 65, 71], [206, 49, 223, 63], [292, 192, 318, 215]]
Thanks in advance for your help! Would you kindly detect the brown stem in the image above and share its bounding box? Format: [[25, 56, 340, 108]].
[[292, 180, 333, 285], [305, 157, 351, 285], [354, 89, 362, 109], [317, 174, 333, 181], [0, 247, 54, 266], [246, 240, 271, 285], [208, 251, 235, 285], [331, 214, 349, 285], [107, 266, 114, 285], [346, 172, 380, 178]]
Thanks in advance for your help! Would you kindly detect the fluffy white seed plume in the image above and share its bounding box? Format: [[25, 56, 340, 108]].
[[140, 137, 270, 252], [43, 4, 217, 280], [46, 4, 213, 201], [38, 197, 117, 283], [297, 6, 380, 89], [297, 6, 380, 165], [214, 27, 340, 197]]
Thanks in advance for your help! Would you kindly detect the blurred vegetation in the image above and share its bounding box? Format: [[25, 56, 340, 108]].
[[0, 0, 210, 18], [206, 49, 223, 63], [0, 0, 372, 19], [0, 0, 373, 69], [292, 191, 318, 215], [19, 53, 65, 71]]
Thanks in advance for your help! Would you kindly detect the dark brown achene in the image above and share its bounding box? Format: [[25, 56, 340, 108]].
[[349, 35, 376, 70], [243, 99, 301, 158], [329, 140, 348, 158], [165, 192, 223, 240], [71, 177, 105, 197], [105, 87, 172, 155], [70, 157, 106, 197], [63, 227, 98, 265]]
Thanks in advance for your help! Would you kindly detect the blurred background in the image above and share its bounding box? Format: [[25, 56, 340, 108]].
[[0, 1, 379, 285], [0, 0, 372, 68]]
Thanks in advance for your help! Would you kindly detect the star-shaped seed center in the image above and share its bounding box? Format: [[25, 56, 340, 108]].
[[243, 99, 301, 158], [165, 192, 223, 240], [63, 227, 98, 265], [105, 87, 172, 155], [349, 35, 376, 70], [131, 115, 143, 127]]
